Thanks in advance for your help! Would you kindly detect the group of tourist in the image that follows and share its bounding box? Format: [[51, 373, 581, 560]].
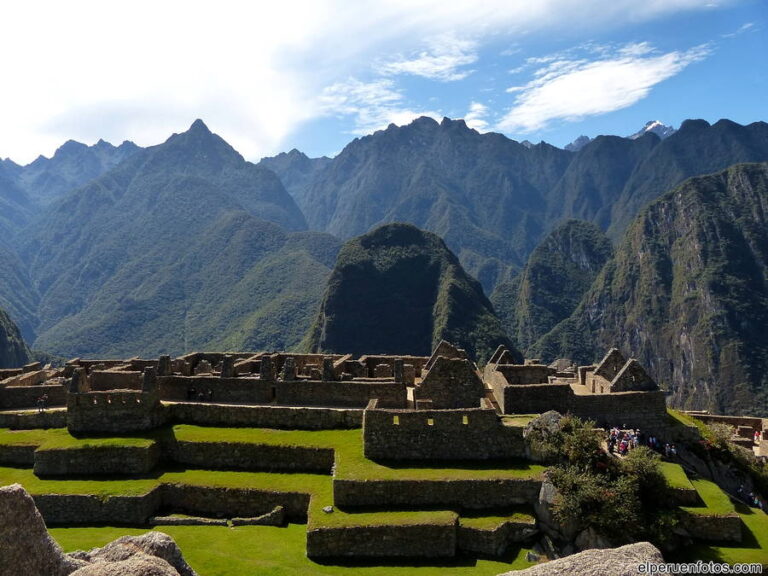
[[737, 485, 765, 511], [35, 394, 49, 413], [186, 386, 214, 402], [606, 426, 676, 458]]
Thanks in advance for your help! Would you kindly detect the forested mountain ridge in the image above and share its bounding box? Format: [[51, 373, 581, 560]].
[[284, 117, 768, 294], [534, 163, 768, 416], [14, 120, 334, 358], [304, 223, 518, 364]]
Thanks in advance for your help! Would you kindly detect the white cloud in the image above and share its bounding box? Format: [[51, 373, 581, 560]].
[[318, 78, 440, 134], [498, 43, 711, 133], [0, 0, 739, 163], [721, 21, 755, 37], [377, 35, 478, 81], [464, 102, 491, 131]]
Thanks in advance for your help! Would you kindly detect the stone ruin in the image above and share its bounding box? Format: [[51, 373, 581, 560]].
[[0, 342, 670, 437]]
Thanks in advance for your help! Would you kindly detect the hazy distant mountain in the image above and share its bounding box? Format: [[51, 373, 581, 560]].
[[492, 220, 613, 352], [304, 223, 518, 363], [17, 138, 140, 206], [628, 120, 676, 141], [257, 149, 331, 208], [535, 163, 768, 416], [0, 307, 31, 368], [21, 120, 334, 357]]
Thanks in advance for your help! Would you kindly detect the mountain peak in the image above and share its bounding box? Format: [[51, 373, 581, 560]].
[[628, 120, 676, 140], [189, 119, 211, 133], [565, 135, 591, 152]]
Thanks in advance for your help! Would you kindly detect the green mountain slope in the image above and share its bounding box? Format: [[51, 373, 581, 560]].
[[22, 120, 330, 358], [304, 223, 519, 363], [0, 307, 31, 369], [535, 163, 768, 415], [492, 220, 613, 352]]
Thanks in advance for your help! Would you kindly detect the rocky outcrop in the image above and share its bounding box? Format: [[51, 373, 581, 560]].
[[0, 483, 83, 576], [0, 483, 197, 576], [498, 542, 664, 576], [0, 307, 31, 368]]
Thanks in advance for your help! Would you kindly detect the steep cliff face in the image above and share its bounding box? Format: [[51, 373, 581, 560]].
[[492, 220, 613, 352], [0, 308, 31, 368], [535, 163, 768, 415], [304, 223, 519, 363]]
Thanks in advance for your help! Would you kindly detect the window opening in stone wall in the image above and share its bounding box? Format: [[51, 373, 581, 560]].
[[427, 418, 434, 426], [393, 415, 400, 425], [462, 415, 469, 425]]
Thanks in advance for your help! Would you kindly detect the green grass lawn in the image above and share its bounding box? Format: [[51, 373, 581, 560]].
[[50, 524, 535, 576], [0, 427, 155, 450], [682, 478, 736, 516], [671, 477, 768, 565], [459, 509, 536, 531], [659, 462, 694, 490]]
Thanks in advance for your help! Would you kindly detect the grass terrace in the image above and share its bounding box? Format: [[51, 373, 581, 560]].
[[659, 461, 694, 491], [50, 524, 535, 576]]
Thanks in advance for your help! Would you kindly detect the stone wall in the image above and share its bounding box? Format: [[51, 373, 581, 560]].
[[32, 483, 311, 525], [569, 390, 669, 432], [67, 390, 164, 433], [414, 357, 485, 409], [457, 517, 538, 556], [159, 375, 406, 408], [0, 409, 67, 430], [169, 441, 334, 474], [276, 379, 407, 408], [495, 365, 553, 385], [33, 489, 162, 525], [306, 519, 458, 558], [679, 511, 742, 542], [493, 383, 572, 415], [161, 484, 310, 522], [33, 443, 161, 476], [165, 402, 363, 430], [159, 376, 272, 403], [333, 477, 542, 509], [0, 384, 66, 409], [0, 444, 36, 465], [89, 371, 142, 391], [363, 400, 525, 460]]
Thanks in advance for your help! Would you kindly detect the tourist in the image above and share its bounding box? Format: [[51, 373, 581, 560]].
[[36, 396, 44, 414]]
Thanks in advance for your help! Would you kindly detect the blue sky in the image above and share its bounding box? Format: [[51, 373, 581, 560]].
[[1, 0, 765, 163]]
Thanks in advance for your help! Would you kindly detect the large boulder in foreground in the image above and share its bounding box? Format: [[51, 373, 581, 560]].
[[0, 483, 83, 576], [0, 483, 197, 576], [498, 542, 664, 576]]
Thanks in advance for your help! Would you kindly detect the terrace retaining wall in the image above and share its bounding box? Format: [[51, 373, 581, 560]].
[[306, 520, 458, 558], [33, 443, 161, 476], [166, 402, 362, 430], [169, 441, 334, 474], [333, 477, 542, 509]]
